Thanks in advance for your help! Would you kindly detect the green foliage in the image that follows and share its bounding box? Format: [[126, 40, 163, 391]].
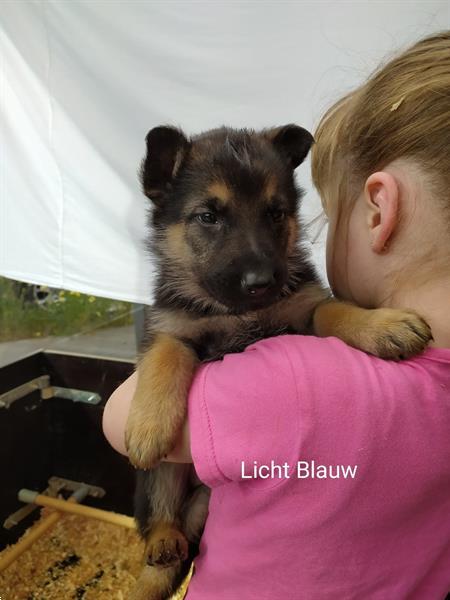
[[0, 277, 133, 342]]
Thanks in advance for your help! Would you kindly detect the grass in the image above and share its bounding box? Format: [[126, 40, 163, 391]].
[[0, 277, 134, 342]]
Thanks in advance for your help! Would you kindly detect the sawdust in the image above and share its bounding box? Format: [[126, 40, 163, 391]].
[[0, 509, 191, 600]]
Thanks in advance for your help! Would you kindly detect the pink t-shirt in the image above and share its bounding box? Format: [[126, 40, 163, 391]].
[[186, 335, 450, 600]]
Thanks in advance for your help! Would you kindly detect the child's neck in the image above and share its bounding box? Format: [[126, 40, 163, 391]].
[[380, 278, 450, 349]]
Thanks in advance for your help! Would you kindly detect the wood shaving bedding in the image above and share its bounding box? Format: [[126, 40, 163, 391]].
[[0, 509, 191, 600]]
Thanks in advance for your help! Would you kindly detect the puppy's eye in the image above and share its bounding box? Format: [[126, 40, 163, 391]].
[[268, 208, 285, 223], [197, 212, 218, 225]]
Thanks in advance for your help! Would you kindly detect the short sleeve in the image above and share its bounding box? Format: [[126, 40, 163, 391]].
[[187, 336, 303, 488]]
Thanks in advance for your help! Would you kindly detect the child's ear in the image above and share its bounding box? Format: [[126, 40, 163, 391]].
[[264, 124, 314, 169], [364, 172, 399, 254], [140, 126, 190, 203]]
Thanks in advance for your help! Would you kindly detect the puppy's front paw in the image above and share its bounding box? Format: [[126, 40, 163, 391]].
[[366, 308, 432, 360], [125, 402, 175, 469], [125, 334, 196, 469]]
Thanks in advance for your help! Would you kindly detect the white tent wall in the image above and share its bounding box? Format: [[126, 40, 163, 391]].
[[1, 1, 448, 304]]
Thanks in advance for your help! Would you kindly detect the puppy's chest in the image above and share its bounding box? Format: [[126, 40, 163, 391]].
[[149, 282, 325, 361], [190, 319, 294, 362], [149, 280, 327, 361], [148, 307, 297, 363]]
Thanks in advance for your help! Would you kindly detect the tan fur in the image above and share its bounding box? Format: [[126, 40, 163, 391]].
[[264, 174, 278, 201], [125, 333, 198, 468], [206, 181, 232, 204], [130, 563, 181, 600], [313, 300, 432, 359], [163, 224, 192, 264]]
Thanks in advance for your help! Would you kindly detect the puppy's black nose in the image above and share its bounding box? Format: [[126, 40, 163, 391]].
[[241, 268, 276, 296]]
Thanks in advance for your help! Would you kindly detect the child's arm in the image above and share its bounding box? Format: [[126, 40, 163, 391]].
[[102, 370, 192, 463], [104, 336, 300, 489], [103, 335, 447, 494]]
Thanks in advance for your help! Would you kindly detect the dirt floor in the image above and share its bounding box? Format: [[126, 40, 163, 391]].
[[0, 509, 191, 600]]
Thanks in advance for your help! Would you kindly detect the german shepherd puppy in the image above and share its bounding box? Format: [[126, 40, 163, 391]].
[[126, 124, 432, 600]]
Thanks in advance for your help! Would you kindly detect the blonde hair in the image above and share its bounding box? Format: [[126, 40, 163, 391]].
[[311, 31, 450, 219]]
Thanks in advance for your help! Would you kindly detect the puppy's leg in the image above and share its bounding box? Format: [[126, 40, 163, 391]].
[[133, 464, 192, 599], [125, 332, 198, 469], [313, 299, 432, 360], [182, 484, 210, 545]]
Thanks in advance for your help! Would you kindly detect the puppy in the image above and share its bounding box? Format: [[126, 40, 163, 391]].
[[127, 125, 431, 599]]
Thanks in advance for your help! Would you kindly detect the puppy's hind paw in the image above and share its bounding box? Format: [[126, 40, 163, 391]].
[[146, 528, 188, 568]]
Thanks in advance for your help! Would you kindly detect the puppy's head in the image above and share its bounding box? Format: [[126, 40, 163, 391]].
[[140, 124, 314, 314]]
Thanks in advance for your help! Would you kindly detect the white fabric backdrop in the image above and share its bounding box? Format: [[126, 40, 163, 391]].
[[1, 1, 448, 303]]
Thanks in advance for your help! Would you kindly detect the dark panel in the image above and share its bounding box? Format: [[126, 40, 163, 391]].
[[0, 352, 46, 395], [42, 351, 134, 399], [0, 352, 136, 550]]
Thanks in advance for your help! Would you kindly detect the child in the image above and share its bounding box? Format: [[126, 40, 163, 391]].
[[103, 32, 450, 599]]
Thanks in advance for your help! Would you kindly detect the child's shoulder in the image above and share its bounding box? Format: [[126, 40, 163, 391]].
[[247, 334, 450, 396], [255, 333, 450, 364]]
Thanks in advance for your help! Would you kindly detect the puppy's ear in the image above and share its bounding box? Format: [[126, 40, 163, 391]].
[[265, 124, 314, 169], [140, 126, 190, 203]]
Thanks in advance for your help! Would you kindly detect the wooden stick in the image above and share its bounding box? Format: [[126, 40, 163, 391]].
[[0, 493, 85, 573], [18, 490, 136, 530]]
